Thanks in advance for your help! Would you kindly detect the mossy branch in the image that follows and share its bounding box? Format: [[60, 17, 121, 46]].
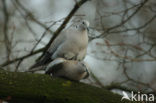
[[0, 70, 136, 103]]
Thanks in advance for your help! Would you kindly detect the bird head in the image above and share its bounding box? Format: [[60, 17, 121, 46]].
[[79, 20, 89, 31], [79, 61, 90, 79]]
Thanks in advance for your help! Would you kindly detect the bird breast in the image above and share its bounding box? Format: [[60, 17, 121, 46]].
[[66, 30, 88, 48]]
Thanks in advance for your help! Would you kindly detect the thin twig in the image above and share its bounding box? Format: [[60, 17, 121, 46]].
[[2, 0, 11, 61]]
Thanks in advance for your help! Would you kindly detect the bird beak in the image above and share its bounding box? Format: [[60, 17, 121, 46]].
[[83, 68, 89, 79], [87, 27, 89, 32]]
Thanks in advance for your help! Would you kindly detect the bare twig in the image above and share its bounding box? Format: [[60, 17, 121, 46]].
[[2, 0, 11, 61], [110, 14, 156, 33], [93, 0, 150, 39], [0, 47, 45, 67], [106, 0, 149, 33], [30, 18, 65, 53], [13, 0, 53, 34]]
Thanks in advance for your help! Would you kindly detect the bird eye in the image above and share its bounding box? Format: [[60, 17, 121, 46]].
[[81, 63, 86, 67], [82, 21, 85, 24]]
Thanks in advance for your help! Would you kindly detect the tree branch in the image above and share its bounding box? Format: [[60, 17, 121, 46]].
[[2, 0, 11, 61], [0, 47, 45, 67], [0, 69, 131, 103]]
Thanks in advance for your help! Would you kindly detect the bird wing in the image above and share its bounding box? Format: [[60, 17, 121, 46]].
[[45, 62, 64, 75], [45, 58, 66, 75], [48, 31, 66, 55], [48, 27, 77, 59], [29, 31, 67, 69], [51, 28, 79, 60]]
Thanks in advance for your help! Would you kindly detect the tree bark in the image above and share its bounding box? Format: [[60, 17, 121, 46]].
[[0, 70, 135, 103]]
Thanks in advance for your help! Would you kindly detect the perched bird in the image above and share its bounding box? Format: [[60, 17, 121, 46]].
[[30, 20, 89, 69], [45, 58, 90, 81]]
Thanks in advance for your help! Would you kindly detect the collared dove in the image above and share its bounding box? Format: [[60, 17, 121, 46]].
[[30, 20, 89, 69], [45, 58, 90, 81]]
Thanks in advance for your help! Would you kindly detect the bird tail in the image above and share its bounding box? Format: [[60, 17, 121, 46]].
[[29, 52, 52, 70]]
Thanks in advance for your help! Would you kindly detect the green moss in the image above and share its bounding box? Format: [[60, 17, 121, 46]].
[[0, 70, 139, 103]]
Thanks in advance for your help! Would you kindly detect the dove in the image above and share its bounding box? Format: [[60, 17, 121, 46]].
[[45, 58, 90, 81], [30, 20, 89, 69]]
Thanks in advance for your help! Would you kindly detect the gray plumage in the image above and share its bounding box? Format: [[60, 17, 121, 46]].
[[30, 20, 89, 69], [45, 58, 90, 81]]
